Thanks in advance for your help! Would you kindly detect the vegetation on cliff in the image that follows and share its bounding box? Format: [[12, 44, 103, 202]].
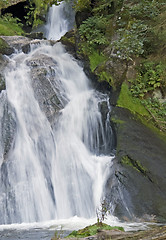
[[73, 0, 166, 133]]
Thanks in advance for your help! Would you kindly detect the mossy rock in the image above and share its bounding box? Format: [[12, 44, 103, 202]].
[[60, 30, 76, 57], [66, 223, 124, 238], [0, 37, 14, 55]]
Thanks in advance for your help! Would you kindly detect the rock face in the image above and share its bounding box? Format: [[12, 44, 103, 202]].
[[105, 107, 166, 222], [26, 52, 66, 123]]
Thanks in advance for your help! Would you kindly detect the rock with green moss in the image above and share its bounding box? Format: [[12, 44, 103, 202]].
[[60, 30, 76, 57], [0, 37, 14, 55], [66, 223, 124, 238], [105, 106, 166, 221], [61, 225, 166, 240]]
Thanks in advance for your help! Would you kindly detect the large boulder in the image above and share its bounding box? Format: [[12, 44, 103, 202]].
[[105, 107, 166, 222]]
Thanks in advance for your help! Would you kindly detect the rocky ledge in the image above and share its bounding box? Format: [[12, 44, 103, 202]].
[[62, 225, 166, 240]]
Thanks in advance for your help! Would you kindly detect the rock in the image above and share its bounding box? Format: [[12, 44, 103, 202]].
[[0, 37, 14, 55], [75, 10, 91, 28], [95, 56, 128, 88], [26, 52, 66, 123], [0, 54, 9, 91], [0, 36, 31, 52], [26, 32, 45, 40], [0, 36, 54, 54], [60, 30, 76, 57], [105, 107, 166, 221]]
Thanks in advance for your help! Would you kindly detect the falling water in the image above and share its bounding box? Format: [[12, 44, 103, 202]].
[[0, 1, 114, 225]]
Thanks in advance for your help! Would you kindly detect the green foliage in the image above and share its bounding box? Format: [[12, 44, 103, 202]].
[[96, 198, 110, 225], [92, 0, 114, 15], [141, 98, 166, 132], [66, 223, 124, 238], [25, 0, 63, 28], [117, 83, 149, 117], [130, 0, 161, 20], [79, 15, 109, 49], [0, 14, 24, 36], [129, 61, 166, 98], [113, 20, 148, 60], [73, 0, 91, 11]]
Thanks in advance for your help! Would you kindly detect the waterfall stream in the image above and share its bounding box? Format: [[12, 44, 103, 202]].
[[0, 1, 114, 225]]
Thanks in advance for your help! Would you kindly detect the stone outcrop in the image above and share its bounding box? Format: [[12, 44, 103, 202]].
[[105, 107, 166, 222]]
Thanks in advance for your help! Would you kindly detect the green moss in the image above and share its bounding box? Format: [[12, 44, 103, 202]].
[[0, 18, 24, 36], [66, 223, 124, 238], [88, 50, 107, 72], [111, 117, 124, 125], [117, 82, 149, 117], [60, 34, 75, 47], [121, 155, 148, 175]]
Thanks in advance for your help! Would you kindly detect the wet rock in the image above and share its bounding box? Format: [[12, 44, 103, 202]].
[[0, 54, 9, 91], [0, 35, 55, 54], [106, 107, 166, 221], [26, 53, 66, 123]]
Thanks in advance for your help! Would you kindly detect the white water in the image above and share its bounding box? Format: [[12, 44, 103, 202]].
[[0, 1, 114, 225], [45, 1, 74, 40]]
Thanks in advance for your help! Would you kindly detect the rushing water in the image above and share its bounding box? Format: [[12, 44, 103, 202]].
[[0, 1, 114, 226]]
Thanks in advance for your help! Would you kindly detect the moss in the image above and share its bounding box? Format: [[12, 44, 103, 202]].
[[60, 34, 75, 48], [66, 223, 124, 238], [117, 82, 166, 141], [121, 155, 148, 175], [89, 51, 106, 72], [111, 117, 124, 125], [0, 18, 24, 36], [117, 82, 149, 117]]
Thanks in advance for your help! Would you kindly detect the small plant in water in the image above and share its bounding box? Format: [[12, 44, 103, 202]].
[[96, 198, 110, 226], [51, 228, 64, 240]]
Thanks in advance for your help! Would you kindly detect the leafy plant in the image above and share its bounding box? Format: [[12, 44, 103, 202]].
[[113, 20, 148, 60], [96, 198, 110, 225], [141, 98, 166, 131], [0, 13, 24, 35], [79, 15, 109, 49], [129, 61, 165, 98], [130, 0, 161, 20]]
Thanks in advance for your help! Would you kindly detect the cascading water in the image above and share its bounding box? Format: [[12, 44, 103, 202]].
[[0, 1, 114, 225]]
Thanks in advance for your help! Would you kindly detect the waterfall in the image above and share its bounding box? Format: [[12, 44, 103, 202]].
[[0, 1, 114, 224]]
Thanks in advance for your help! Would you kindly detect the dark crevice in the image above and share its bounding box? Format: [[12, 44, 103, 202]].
[[1, 1, 32, 31]]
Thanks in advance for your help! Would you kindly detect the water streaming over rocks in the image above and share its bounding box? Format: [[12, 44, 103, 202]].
[[0, 1, 114, 225]]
